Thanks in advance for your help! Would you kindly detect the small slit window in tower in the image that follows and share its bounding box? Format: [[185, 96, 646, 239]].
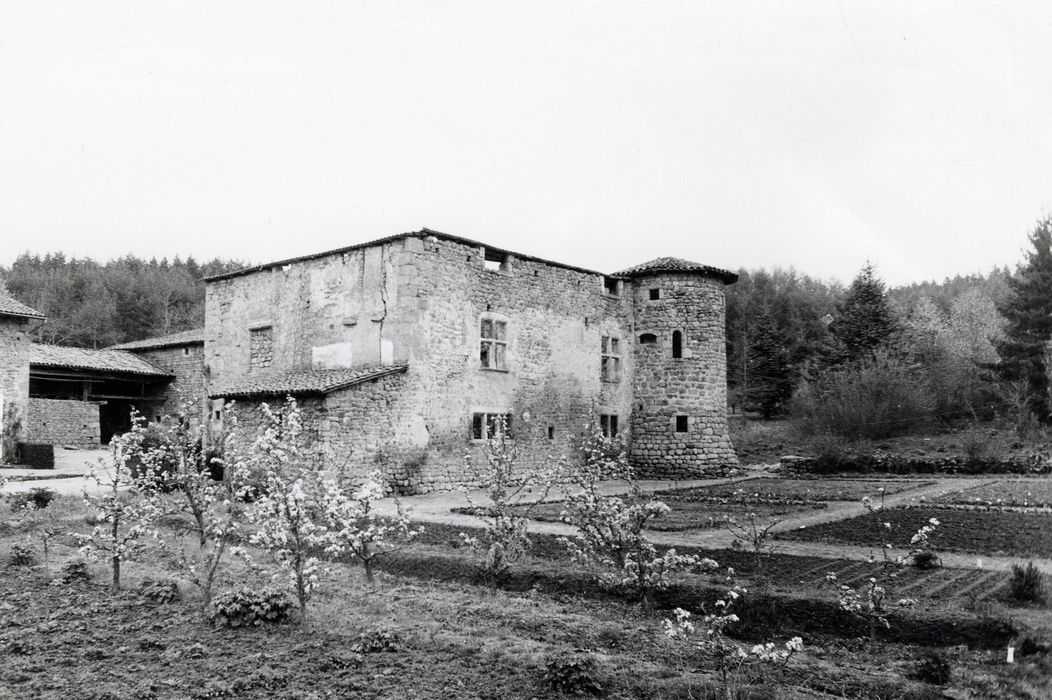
[[603, 276, 620, 296], [672, 330, 683, 358], [483, 248, 510, 272], [547, 426, 555, 440], [649, 288, 661, 300], [638, 333, 657, 344], [675, 415, 689, 433]]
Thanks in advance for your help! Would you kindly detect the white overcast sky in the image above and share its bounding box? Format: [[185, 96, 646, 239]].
[[2, 1, 1050, 285]]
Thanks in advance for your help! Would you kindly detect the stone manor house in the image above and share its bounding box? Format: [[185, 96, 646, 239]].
[[1, 229, 739, 492]]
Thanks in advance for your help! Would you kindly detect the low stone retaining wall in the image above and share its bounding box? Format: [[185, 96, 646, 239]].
[[27, 398, 100, 447]]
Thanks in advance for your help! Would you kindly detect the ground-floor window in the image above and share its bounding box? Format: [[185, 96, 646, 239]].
[[471, 412, 513, 440], [600, 414, 619, 438]]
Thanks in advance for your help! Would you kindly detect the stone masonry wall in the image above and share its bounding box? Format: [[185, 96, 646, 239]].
[[629, 272, 737, 477], [27, 397, 101, 447], [385, 236, 633, 492], [0, 317, 32, 462], [133, 344, 208, 427]]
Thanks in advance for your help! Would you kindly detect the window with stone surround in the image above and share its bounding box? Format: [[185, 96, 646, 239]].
[[601, 335, 621, 382], [471, 412, 513, 440], [638, 333, 657, 345], [649, 288, 661, 300], [671, 330, 683, 359], [599, 414, 619, 438], [675, 415, 689, 433], [249, 326, 273, 371], [480, 318, 508, 370]]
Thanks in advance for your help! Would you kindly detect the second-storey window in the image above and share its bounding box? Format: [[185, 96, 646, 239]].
[[480, 318, 508, 370], [601, 335, 621, 382]]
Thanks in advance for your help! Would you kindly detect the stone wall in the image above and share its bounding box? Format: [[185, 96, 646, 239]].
[[133, 344, 208, 426], [0, 317, 32, 462], [27, 397, 100, 447], [629, 272, 738, 477]]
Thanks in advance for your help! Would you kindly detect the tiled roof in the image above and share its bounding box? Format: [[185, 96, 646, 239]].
[[613, 257, 738, 283], [209, 363, 408, 399], [109, 328, 204, 351], [29, 344, 172, 378], [0, 294, 45, 320]]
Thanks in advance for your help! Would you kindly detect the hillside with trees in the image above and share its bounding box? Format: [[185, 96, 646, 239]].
[[0, 254, 244, 348]]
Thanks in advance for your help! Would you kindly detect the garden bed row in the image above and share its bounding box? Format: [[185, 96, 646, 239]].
[[393, 523, 1018, 649], [782, 453, 1052, 476]]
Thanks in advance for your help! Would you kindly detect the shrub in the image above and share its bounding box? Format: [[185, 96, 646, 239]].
[[807, 432, 856, 473], [137, 578, 181, 604], [542, 652, 604, 696], [8, 543, 34, 567], [209, 587, 294, 628], [1007, 562, 1045, 604], [9, 487, 57, 511], [350, 627, 401, 653], [1019, 636, 1051, 657], [914, 653, 952, 685], [790, 350, 933, 439], [60, 559, 90, 583], [911, 550, 940, 570]]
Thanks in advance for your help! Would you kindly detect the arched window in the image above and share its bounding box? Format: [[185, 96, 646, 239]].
[[638, 333, 657, 344], [672, 330, 683, 358]]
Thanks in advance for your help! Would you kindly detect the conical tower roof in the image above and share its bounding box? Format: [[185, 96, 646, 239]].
[[614, 257, 737, 283]]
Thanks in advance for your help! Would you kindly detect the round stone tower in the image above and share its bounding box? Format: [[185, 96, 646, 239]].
[[619, 257, 739, 478]]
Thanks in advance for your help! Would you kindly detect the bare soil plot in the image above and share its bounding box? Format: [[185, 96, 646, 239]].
[[779, 507, 1052, 558], [931, 479, 1052, 509], [656, 478, 932, 503], [508, 497, 826, 532]]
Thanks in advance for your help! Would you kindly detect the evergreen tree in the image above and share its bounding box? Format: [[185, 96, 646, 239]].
[[745, 311, 793, 417], [830, 262, 897, 365], [993, 217, 1052, 423]]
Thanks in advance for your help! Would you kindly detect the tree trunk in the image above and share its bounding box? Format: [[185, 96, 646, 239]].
[[111, 555, 120, 593], [364, 559, 375, 584]]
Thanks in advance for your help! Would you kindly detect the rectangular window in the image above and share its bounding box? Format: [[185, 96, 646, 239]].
[[599, 414, 619, 438], [603, 276, 620, 296], [649, 288, 661, 300], [675, 415, 689, 433], [483, 248, 510, 272], [471, 412, 513, 440], [480, 319, 508, 370], [547, 426, 555, 440], [249, 326, 273, 371], [601, 335, 621, 382]]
